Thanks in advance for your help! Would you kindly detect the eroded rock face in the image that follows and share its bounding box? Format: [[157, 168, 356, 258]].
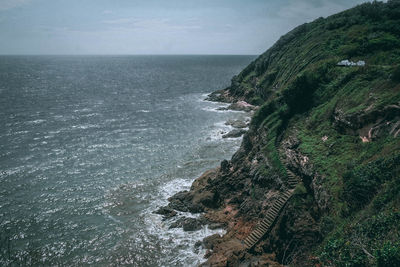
[[281, 134, 330, 212], [167, 169, 220, 213], [333, 104, 400, 141]]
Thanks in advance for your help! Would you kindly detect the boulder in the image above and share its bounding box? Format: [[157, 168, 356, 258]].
[[153, 206, 177, 219], [225, 119, 248, 129], [222, 129, 247, 138], [228, 101, 256, 112], [202, 233, 222, 249], [182, 217, 203, 231]]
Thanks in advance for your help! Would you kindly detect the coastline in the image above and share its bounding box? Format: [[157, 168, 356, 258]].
[[154, 91, 263, 266], [142, 92, 251, 266]]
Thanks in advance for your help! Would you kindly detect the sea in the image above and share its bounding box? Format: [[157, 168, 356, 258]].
[[0, 55, 254, 266]]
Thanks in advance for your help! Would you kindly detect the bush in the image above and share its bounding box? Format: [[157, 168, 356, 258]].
[[392, 65, 400, 82], [375, 241, 400, 267], [251, 100, 277, 127], [366, 33, 400, 52], [282, 72, 319, 114], [343, 155, 400, 210]]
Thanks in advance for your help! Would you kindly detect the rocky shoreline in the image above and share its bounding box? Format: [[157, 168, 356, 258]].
[[154, 94, 282, 266], [154, 2, 400, 265]]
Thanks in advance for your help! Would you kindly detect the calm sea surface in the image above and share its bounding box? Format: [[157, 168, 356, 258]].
[[0, 55, 254, 266]]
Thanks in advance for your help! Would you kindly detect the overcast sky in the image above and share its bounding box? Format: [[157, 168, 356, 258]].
[[0, 0, 381, 55]]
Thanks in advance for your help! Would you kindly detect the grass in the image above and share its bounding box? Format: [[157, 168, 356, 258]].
[[224, 1, 400, 265]]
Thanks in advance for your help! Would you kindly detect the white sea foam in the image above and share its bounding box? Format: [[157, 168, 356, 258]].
[[26, 119, 46, 125], [71, 124, 99, 130], [73, 108, 92, 113], [144, 177, 227, 266]]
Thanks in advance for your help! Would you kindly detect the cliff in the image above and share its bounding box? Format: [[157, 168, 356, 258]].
[[164, 1, 400, 266]]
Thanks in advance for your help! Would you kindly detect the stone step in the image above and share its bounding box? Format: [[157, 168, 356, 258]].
[[271, 206, 280, 213], [261, 221, 271, 228], [243, 180, 295, 249], [262, 221, 271, 226], [252, 235, 262, 242], [271, 207, 281, 213], [262, 218, 273, 224], [270, 209, 278, 214], [259, 225, 268, 232], [250, 234, 260, 241], [260, 224, 268, 229], [269, 211, 278, 217], [247, 235, 257, 243], [263, 217, 273, 223], [254, 229, 264, 236], [264, 215, 274, 221], [283, 191, 292, 197], [244, 240, 253, 248]]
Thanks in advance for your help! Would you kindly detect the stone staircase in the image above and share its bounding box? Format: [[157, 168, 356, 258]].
[[243, 169, 300, 249]]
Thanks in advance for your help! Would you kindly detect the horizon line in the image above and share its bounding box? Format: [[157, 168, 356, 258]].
[[0, 53, 258, 57]]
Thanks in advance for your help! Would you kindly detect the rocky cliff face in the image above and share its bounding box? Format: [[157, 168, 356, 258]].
[[161, 1, 400, 266]]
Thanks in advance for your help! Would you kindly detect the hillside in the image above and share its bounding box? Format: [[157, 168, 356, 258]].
[[165, 1, 400, 266]]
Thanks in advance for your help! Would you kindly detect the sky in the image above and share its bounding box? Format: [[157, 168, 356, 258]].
[[0, 0, 383, 55]]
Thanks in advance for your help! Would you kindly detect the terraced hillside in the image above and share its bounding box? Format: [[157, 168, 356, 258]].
[[166, 1, 400, 266]]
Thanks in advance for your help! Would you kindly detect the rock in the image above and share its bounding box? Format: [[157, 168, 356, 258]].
[[192, 190, 219, 209], [195, 240, 202, 248], [222, 129, 247, 138], [225, 119, 248, 129], [168, 191, 193, 212], [153, 206, 177, 219], [220, 159, 230, 173], [228, 101, 256, 112], [333, 105, 400, 139], [169, 216, 208, 231], [182, 217, 203, 231], [205, 89, 234, 103], [202, 234, 222, 249], [209, 223, 224, 230], [169, 217, 185, 229], [187, 203, 204, 213]]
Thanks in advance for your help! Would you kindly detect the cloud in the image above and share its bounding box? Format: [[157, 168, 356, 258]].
[[102, 10, 113, 15], [103, 17, 201, 33], [0, 0, 31, 10], [277, 0, 349, 21]]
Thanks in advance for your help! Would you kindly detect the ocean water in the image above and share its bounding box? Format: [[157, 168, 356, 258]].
[[0, 55, 254, 266]]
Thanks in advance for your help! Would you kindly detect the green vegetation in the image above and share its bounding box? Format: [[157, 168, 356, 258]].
[[225, 0, 400, 265]]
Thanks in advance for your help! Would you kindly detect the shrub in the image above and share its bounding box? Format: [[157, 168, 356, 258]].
[[392, 65, 400, 82], [282, 72, 319, 114], [366, 33, 400, 52], [251, 100, 277, 127], [375, 241, 400, 267], [343, 155, 400, 210]]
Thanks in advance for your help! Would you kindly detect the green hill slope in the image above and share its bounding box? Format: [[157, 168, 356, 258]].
[[224, 1, 400, 265], [170, 1, 400, 266]]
